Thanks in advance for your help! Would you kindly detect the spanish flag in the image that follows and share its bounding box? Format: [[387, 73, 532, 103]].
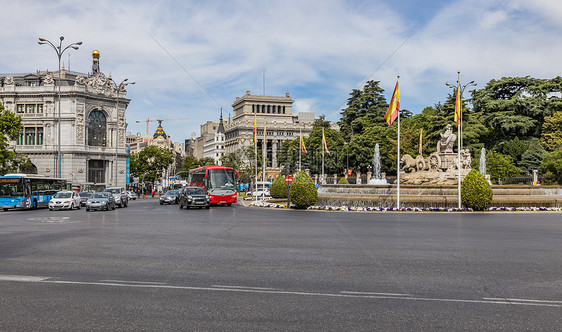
[[384, 80, 400, 126], [322, 128, 330, 154], [454, 83, 461, 127], [253, 118, 256, 144], [300, 129, 307, 154]]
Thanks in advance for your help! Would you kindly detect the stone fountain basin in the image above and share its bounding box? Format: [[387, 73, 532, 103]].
[[317, 184, 562, 208]]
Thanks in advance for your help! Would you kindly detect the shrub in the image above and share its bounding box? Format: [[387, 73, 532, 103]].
[[461, 169, 493, 211], [289, 171, 317, 209], [270, 174, 288, 198], [338, 177, 349, 184]]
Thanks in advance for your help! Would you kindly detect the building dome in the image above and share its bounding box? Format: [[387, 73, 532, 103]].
[[92, 50, 100, 58]]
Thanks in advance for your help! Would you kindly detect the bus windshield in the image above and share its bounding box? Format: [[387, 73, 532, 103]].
[[0, 181, 24, 198], [208, 169, 236, 191]]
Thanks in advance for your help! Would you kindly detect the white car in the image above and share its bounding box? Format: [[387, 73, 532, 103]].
[[127, 191, 138, 200], [249, 181, 271, 197], [49, 191, 81, 210]]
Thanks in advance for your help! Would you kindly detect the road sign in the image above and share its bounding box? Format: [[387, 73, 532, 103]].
[[347, 169, 352, 176], [285, 175, 293, 184]]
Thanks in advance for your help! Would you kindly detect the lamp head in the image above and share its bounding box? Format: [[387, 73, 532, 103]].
[[59, 36, 64, 41]]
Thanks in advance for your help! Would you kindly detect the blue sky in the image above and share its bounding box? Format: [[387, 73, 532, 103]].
[[2, 0, 562, 142]]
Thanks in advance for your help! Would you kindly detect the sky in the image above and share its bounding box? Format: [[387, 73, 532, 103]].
[[1, 0, 562, 142]]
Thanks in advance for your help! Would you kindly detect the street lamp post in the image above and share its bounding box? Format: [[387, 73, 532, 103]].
[[446, 72, 477, 208], [38, 36, 82, 179], [110, 79, 134, 187]]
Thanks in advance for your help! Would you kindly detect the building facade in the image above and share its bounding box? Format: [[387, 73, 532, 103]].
[[224, 90, 314, 179], [0, 50, 131, 189]]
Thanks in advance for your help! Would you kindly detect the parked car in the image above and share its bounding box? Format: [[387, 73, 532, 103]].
[[78, 192, 93, 207], [248, 181, 271, 197], [159, 190, 179, 205], [127, 191, 138, 200], [103, 187, 128, 208], [49, 191, 81, 210], [178, 186, 210, 209], [85, 192, 116, 211]]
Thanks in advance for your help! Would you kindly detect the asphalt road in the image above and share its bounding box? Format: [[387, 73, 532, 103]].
[[1, 199, 561, 331]]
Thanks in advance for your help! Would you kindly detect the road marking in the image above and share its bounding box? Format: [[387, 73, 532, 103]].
[[0, 275, 49, 282], [1, 275, 561, 308], [212, 284, 279, 291], [341, 291, 412, 297], [100, 279, 168, 285], [484, 297, 562, 305]]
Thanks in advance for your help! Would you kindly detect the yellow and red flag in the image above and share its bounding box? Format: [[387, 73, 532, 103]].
[[454, 83, 461, 127], [384, 80, 400, 126], [419, 128, 423, 155], [300, 129, 307, 154], [253, 118, 256, 144], [322, 128, 330, 154]]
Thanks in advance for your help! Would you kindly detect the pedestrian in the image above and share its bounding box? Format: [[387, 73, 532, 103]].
[[151, 188, 155, 198]]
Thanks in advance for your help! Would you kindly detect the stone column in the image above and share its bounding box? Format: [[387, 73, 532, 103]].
[[367, 171, 372, 183], [334, 174, 338, 184]]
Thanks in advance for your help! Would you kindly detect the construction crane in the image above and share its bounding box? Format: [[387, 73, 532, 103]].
[[135, 117, 190, 135]]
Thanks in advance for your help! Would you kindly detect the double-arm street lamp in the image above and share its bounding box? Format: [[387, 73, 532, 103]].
[[38, 36, 82, 179], [110, 78, 135, 187]]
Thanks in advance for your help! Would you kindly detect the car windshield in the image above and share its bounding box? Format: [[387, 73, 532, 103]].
[[186, 188, 205, 195], [93, 193, 109, 198], [54, 192, 72, 198], [104, 188, 120, 194], [79, 192, 92, 197], [165, 190, 179, 196]]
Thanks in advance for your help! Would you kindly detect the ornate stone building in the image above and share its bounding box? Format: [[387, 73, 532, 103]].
[[0, 50, 131, 189], [224, 90, 314, 179]]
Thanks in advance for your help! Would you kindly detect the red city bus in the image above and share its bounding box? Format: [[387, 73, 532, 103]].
[[187, 165, 238, 205]]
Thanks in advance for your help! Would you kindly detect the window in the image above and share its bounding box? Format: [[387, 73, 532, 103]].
[[88, 110, 107, 146], [17, 127, 44, 145], [26, 104, 36, 113], [16, 105, 24, 113], [37, 104, 43, 113]]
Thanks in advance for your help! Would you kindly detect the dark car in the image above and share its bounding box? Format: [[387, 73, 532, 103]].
[[178, 187, 210, 209], [159, 190, 179, 205], [78, 192, 93, 207], [86, 192, 116, 211]]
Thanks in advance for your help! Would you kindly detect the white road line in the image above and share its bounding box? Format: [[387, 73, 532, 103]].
[[1, 275, 561, 308], [484, 297, 562, 305], [0, 275, 49, 282], [212, 284, 279, 291], [341, 291, 412, 297], [100, 279, 168, 285]]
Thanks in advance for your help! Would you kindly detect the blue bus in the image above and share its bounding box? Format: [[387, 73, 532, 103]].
[[0, 174, 68, 211]]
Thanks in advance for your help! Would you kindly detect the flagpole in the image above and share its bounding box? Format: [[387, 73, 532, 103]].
[[299, 129, 302, 172], [322, 128, 325, 184], [262, 124, 266, 199], [254, 112, 257, 202], [396, 76, 400, 210], [457, 71, 461, 209]]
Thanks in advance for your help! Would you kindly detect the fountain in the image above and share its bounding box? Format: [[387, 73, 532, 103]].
[[368, 144, 388, 185], [479, 147, 486, 175]]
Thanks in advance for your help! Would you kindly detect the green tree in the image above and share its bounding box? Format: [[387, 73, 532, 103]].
[[486, 150, 521, 183], [540, 149, 562, 184], [220, 152, 243, 170], [471, 76, 562, 150], [129, 145, 174, 181], [0, 103, 32, 174], [540, 111, 562, 152], [519, 139, 546, 173], [461, 169, 493, 211], [270, 174, 288, 198]]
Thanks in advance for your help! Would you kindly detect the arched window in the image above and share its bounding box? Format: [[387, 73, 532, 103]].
[[88, 110, 107, 146]]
